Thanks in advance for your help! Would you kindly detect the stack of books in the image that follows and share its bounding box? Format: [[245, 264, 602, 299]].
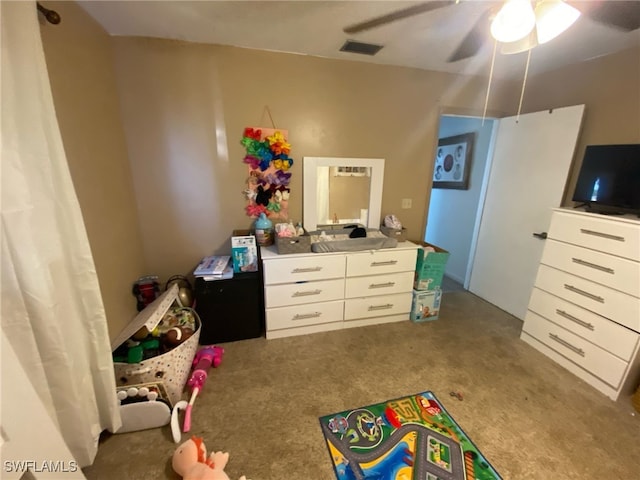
[[193, 255, 233, 281]]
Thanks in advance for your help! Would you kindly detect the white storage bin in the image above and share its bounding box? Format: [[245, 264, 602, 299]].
[[111, 284, 201, 407]]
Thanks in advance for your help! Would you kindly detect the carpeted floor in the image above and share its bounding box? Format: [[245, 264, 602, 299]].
[[441, 275, 466, 293], [84, 291, 640, 480]]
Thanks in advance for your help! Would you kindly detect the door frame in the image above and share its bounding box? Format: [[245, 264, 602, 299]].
[[1, 330, 85, 479], [421, 106, 505, 289], [463, 119, 499, 289]]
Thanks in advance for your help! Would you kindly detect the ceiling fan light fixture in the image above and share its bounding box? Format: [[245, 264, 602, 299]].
[[535, 0, 581, 44], [490, 0, 536, 43], [500, 29, 538, 55]]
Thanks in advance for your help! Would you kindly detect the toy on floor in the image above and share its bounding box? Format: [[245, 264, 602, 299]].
[[172, 436, 249, 480], [171, 400, 189, 443], [183, 345, 224, 432], [114, 383, 172, 434]]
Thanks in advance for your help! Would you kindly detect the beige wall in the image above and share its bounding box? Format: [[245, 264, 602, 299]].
[[39, 3, 639, 335], [521, 46, 640, 204], [40, 2, 146, 341], [111, 37, 520, 278]]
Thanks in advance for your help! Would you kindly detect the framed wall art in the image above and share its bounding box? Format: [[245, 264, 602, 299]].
[[432, 132, 476, 189]]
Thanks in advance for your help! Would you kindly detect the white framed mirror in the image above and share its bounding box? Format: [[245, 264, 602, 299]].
[[303, 157, 385, 231]]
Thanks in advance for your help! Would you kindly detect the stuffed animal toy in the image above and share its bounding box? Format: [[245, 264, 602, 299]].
[[172, 436, 249, 480]]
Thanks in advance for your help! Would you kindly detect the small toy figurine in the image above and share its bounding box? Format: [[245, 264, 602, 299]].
[[172, 436, 248, 480], [131, 275, 160, 311]]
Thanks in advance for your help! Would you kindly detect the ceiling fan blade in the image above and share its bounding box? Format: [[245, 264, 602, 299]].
[[343, 1, 455, 34], [447, 8, 492, 62], [567, 0, 640, 31]]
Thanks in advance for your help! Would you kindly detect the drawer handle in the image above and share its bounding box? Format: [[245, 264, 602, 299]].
[[548, 333, 585, 357], [293, 312, 322, 320], [369, 282, 395, 289], [292, 289, 322, 297], [571, 257, 614, 274], [371, 260, 398, 267], [292, 267, 322, 273], [555, 309, 595, 331], [563, 284, 605, 303], [579, 228, 625, 242], [368, 303, 393, 311]]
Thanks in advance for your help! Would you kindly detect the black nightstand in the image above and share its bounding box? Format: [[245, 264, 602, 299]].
[[194, 272, 264, 344]]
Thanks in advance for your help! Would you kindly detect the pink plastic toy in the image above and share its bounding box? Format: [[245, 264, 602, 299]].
[[183, 346, 224, 432], [172, 436, 248, 480]]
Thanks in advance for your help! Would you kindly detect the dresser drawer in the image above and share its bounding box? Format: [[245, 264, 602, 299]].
[[541, 239, 640, 296], [528, 288, 639, 360], [265, 278, 344, 308], [548, 211, 640, 261], [263, 255, 345, 285], [266, 300, 344, 331], [344, 292, 412, 321], [523, 311, 628, 388], [346, 249, 417, 277], [345, 271, 414, 299], [535, 265, 640, 332]]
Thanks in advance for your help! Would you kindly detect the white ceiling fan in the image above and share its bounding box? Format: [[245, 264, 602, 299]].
[[343, 0, 640, 61]]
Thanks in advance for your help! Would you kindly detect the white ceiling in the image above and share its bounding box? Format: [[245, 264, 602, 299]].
[[78, 1, 640, 80]]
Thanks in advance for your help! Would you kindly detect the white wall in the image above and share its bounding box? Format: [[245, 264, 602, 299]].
[[425, 116, 496, 284]]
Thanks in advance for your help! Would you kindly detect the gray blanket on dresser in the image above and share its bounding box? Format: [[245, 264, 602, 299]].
[[309, 229, 398, 253]]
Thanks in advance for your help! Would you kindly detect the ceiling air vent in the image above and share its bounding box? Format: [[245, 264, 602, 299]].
[[339, 40, 383, 56]]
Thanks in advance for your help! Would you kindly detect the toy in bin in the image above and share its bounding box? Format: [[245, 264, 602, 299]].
[[183, 346, 224, 432], [132, 275, 161, 311]]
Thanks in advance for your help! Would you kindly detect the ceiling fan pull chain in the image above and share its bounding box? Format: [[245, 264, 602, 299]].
[[482, 39, 498, 125], [516, 48, 532, 123]]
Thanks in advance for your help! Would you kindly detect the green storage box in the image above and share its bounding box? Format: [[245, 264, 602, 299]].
[[413, 241, 450, 291]]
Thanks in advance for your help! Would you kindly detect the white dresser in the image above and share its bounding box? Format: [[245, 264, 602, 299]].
[[521, 208, 640, 400], [261, 242, 419, 339]]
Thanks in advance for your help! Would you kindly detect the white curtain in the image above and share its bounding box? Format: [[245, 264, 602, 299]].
[[1, 1, 121, 467]]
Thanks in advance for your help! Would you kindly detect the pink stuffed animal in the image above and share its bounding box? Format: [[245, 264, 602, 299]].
[[172, 436, 248, 480]]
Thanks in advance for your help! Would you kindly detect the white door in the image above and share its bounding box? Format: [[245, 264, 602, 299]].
[[468, 105, 585, 320], [1, 331, 86, 479]]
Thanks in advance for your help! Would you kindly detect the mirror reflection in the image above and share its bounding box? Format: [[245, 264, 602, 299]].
[[303, 157, 384, 232], [317, 166, 371, 226]]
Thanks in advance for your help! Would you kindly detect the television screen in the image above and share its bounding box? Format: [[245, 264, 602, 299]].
[[572, 144, 640, 214]]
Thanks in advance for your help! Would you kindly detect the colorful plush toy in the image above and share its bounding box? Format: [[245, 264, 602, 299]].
[[172, 436, 249, 480]]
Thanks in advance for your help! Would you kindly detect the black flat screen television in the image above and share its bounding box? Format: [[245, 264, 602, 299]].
[[572, 144, 640, 216]]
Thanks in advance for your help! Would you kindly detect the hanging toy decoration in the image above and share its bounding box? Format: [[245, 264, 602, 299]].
[[240, 109, 293, 220]]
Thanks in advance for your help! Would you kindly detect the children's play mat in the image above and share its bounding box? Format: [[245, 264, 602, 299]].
[[319, 391, 501, 480]]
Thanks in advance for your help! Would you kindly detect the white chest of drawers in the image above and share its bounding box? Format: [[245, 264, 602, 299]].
[[261, 242, 418, 339], [521, 208, 640, 401]]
